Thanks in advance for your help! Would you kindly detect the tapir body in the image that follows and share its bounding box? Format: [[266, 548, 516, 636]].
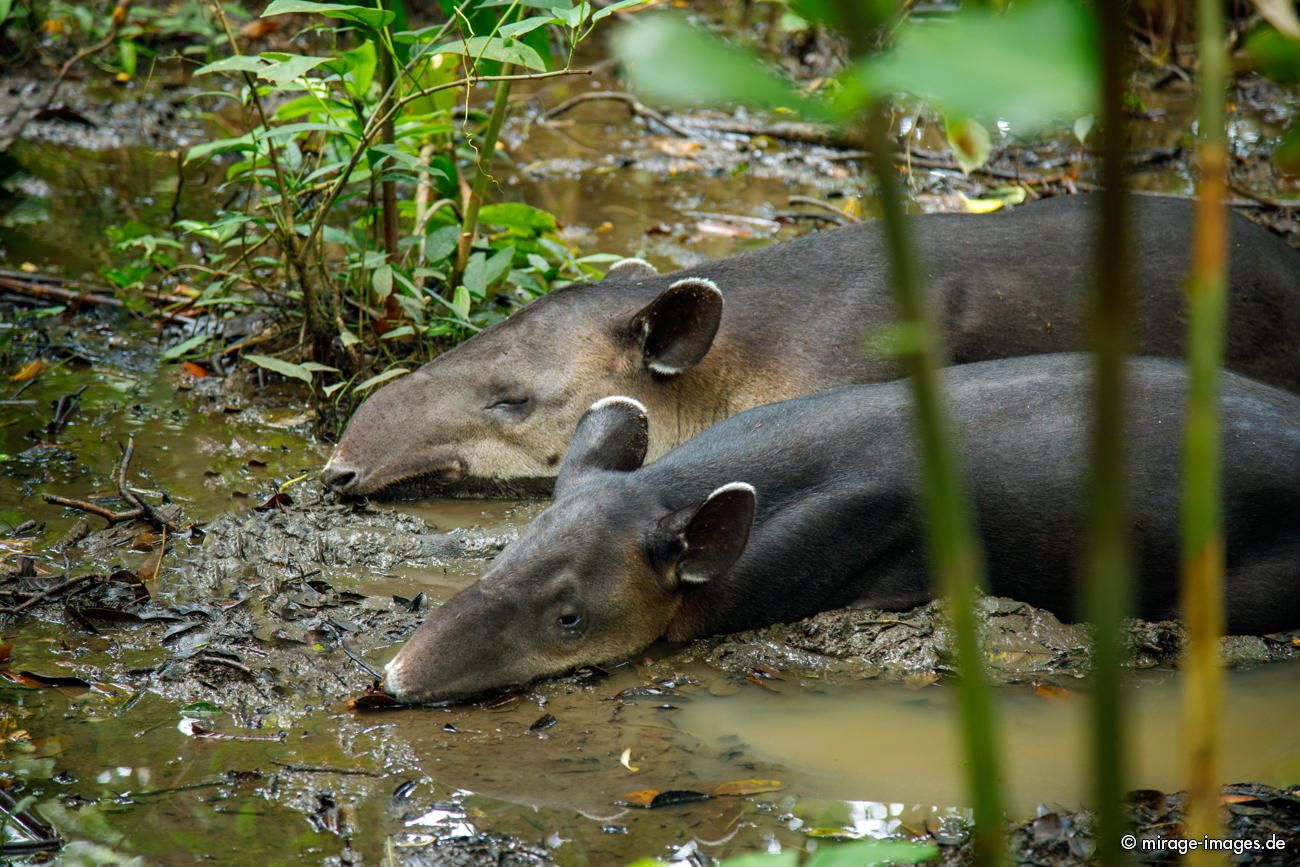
[[383, 354, 1300, 703], [325, 194, 1300, 498]]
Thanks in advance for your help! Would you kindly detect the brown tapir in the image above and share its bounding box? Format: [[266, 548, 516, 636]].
[[381, 354, 1300, 704], [323, 194, 1300, 499]]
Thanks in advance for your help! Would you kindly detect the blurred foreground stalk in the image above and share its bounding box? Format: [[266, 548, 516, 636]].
[[1084, 2, 1134, 864], [1181, 0, 1230, 859], [863, 102, 1006, 866]]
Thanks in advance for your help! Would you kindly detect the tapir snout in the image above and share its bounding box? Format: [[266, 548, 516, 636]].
[[382, 397, 757, 703]]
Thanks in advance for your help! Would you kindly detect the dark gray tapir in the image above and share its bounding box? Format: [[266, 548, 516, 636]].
[[323, 195, 1300, 499], [382, 354, 1300, 703]]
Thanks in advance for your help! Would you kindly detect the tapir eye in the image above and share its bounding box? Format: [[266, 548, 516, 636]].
[[557, 613, 582, 630]]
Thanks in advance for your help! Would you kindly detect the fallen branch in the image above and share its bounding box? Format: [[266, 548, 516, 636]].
[[0, 573, 100, 617], [42, 436, 178, 532], [542, 90, 695, 138], [0, 275, 197, 325]]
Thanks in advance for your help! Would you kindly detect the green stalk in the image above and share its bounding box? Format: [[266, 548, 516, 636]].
[[865, 104, 1005, 867], [1085, 3, 1134, 864], [1181, 0, 1229, 858], [451, 69, 514, 290]]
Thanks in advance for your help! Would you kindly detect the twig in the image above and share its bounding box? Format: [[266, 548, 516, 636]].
[[42, 436, 177, 531], [542, 90, 695, 138], [270, 760, 382, 777], [0, 573, 99, 616], [787, 195, 860, 224]]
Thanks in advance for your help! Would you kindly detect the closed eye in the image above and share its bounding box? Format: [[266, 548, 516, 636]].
[[486, 396, 530, 410]]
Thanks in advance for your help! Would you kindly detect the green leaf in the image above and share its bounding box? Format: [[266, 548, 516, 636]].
[[1274, 120, 1300, 176], [451, 284, 472, 319], [261, 0, 394, 31], [483, 246, 515, 287], [612, 13, 825, 119], [299, 361, 340, 373], [803, 840, 939, 867], [861, 0, 1098, 132], [161, 333, 211, 361], [1246, 24, 1300, 85], [373, 263, 393, 298], [259, 53, 330, 84], [0, 0, 14, 27], [478, 202, 557, 234], [944, 115, 992, 175], [245, 354, 312, 383], [194, 55, 267, 76], [353, 367, 410, 393], [1073, 113, 1095, 144], [429, 35, 548, 71], [591, 0, 647, 24], [462, 254, 488, 297], [424, 225, 460, 263], [499, 15, 561, 39]]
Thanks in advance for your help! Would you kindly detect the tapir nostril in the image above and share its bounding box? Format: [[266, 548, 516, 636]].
[[321, 462, 361, 495]]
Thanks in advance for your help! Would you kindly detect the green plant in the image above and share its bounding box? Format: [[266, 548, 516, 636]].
[[164, 0, 638, 406]]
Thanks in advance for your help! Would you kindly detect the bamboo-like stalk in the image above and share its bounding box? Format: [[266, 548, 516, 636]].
[[1085, 3, 1134, 864], [864, 103, 1005, 866], [452, 70, 515, 291], [1181, 0, 1229, 858]]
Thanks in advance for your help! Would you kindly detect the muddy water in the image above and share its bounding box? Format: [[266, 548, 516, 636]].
[[3, 47, 1300, 867]]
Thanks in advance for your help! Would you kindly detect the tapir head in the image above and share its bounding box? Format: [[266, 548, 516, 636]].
[[321, 259, 726, 498], [382, 396, 756, 704]]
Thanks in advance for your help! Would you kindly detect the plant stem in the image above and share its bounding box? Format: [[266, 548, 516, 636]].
[[864, 103, 1005, 866], [379, 6, 399, 265], [452, 69, 515, 290], [1182, 0, 1229, 859], [1086, 3, 1134, 864]]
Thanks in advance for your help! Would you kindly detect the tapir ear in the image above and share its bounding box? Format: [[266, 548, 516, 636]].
[[555, 396, 649, 493], [665, 482, 756, 589], [629, 278, 723, 376], [606, 257, 658, 281]]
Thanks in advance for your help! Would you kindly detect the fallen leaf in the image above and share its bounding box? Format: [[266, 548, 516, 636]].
[[2, 670, 91, 689], [620, 747, 639, 773], [349, 691, 406, 711], [647, 790, 711, 809], [903, 672, 939, 690], [182, 361, 209, 378], [20, 262, 38, 273], [960, 194, 1006, 214], [652, 138, 701, 158], [8, 360, 45, 381], [616, 789, 660, 807], [711, 779, 784, 797], [1221, 793, 1262, 805], [239, 17, 280, 39], [529, 714, 558, 732], [1033, 682, 1077, 701], [695, 220, 754, 238]]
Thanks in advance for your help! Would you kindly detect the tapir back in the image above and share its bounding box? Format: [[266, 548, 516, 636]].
[[644, 355, 1300, 637]]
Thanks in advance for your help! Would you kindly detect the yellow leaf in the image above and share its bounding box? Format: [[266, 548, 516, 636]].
[[711, 779, 784, 797], [619, 747, 639, 773], [8, 360, 45, 381], [19, 262, 38, 273], [960, 194, 1005, 215]]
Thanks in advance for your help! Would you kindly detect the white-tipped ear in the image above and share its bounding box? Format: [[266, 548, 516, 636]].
[[631, 277, 724, 376], [555, 395, 649, 493], [606, 257, 658, 281], [673, 481, 756, 587]]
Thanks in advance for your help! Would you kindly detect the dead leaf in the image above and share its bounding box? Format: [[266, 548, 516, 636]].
[[19, 262, 38, 273], [8, 360, 45, 381], [239, 17, 281, 39], [616, 789, 660, 807], [1221, 793, 1262, 805], [711, 779, 784, 797], [2, 670, 91, 689], [182, 362, 209, 378], [620, 747, 639, 773], [903, 672, 939, 690], [1033, 682, 1077, 701], [695, 220, 754, 238], [652, 138, 700, 158]]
